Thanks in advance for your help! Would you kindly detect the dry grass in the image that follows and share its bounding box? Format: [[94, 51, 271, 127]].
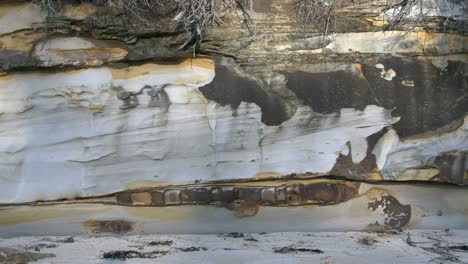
[[293, 0, 340, 35], [36, 0, 462, 51], [176, 0, 256, 50], [36, 0, 255, 51], [293, 0, 461, 33]]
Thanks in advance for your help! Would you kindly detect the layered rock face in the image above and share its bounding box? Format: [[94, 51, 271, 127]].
[[0, 0, 467, 235]]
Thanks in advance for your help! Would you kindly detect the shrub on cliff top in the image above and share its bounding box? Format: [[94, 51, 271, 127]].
[[36, 0, 255, 51], [35, 0, 462, 51]]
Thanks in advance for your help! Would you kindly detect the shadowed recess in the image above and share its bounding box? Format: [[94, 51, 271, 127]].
[[284, 58, 468, 137], [200, 63, 290, 126]]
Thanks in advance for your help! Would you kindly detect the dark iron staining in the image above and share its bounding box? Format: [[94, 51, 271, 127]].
[[237, 187, 262, 202], [116, 182, 358, 207], [151, 191, 165, 205], [82, 219, 135, 234], [181, 188, 212, 204], [330, 128, 389, 180], [362, 58, 468, 138], [116, 192, 132, 204], [199, 63, 290, 126], [284, 69, 371, 113], [164, 190, 181, 205], [211, 186, 236, 203], [362, 58, 468, 137], [330, 144, 379, 180], [116, 181, 359, 207], [284, 58, 468, 138], [303, 182, 358, 203], [116, 85, 171, 111], [368, 195, 411, 229], [430, 151, 467, 185]]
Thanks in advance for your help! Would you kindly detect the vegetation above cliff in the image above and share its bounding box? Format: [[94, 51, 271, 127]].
[[34, 0, 465, 51], [37, 0, 256, 50]]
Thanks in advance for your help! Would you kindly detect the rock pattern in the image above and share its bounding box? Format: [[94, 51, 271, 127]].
[[0, 180, 467, 235], [0, 0, 466, 234], [0, 57, 399, 202], [2, 231, 468, 264]]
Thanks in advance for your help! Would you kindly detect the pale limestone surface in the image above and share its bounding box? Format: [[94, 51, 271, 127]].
[[0, 231, 467, 264], [0, 56, 406, 203], [0, 55, 466, 203]]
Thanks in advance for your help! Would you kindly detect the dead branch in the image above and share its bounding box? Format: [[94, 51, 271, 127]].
[[35, 0, 256, 52]]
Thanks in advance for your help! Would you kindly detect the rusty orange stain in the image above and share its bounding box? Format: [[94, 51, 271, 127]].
[[110, 57, 214, 79]]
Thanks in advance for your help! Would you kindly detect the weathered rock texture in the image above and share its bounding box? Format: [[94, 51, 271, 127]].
[[2, 231, 468, 263], [0, 0, 466, 235]]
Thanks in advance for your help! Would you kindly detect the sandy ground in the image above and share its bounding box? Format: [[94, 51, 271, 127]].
[[0, 230, 467, 264]]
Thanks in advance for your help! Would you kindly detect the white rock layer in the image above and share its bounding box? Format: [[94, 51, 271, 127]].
[[0, 59, 400, 203]]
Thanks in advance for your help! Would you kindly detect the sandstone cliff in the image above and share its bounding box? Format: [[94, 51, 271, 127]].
[[0, 0, 466, 235]]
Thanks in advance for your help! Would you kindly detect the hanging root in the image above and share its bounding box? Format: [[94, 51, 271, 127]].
[[293, 0, 461, 39], [36, 0, 256, 52], [177, 0, 256, 51], [292, 0, 340, 37]]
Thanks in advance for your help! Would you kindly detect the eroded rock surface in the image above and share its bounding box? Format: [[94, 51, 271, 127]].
[[2, 231, 468, 264], [0, 0, 466, 234]]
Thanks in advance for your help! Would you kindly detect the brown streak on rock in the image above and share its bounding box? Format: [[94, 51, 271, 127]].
[[116, 192, 132, 205], [330, 141, 380, 181], [368, 195, 411, 229], [151, 191, 165, 206], [130, 192, 152, 205], [82, 219, 134, 234], [232, 201, 259, 218], [38, 179, 363, 208]]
